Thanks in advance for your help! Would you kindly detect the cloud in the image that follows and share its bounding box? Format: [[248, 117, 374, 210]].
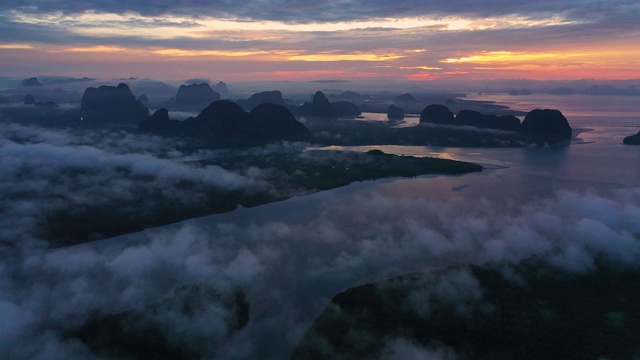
[[3, 0, 638, 24], [2, 1, 638, 81], [2, 2, 638, 52], [0, 103, 639, 358], [0, 165, 638, 359], [381, 338, 458, 360], [0, 122, 268, 250], [376, 267, 485, 319]]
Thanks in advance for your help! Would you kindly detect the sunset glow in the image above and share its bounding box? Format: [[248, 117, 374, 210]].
[[287, 52, 404, 62], [1, 1, 639, 82], [2, 3, 640, 360], [0, 43, 34, 49], [150, 49, 269, 58], [65, 46, 128, 53]]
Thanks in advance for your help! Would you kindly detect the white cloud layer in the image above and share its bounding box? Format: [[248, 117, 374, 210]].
[[0, 122, 265, 250], [1, 175, 638, 358]]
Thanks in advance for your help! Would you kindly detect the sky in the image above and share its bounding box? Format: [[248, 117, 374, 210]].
[[1, 1, 640, 83]]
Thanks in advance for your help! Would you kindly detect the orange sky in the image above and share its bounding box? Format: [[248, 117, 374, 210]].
[[1, 2, 639, 83]]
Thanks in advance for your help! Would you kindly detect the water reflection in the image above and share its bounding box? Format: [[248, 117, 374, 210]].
[[462, 93, 640, 132], [520, 146, 569, 173], [350, 112, 421, 128], [309, 123, 640, 187]]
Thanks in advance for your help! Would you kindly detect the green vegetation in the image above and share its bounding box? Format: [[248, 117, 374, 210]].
[[46, 150, 481, 246], [68, 284, 249, 360], [293, 257, 640, 360], [204, 149, 482, 191]]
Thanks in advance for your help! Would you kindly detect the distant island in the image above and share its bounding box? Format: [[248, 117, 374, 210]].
[[623, 130, 640, 145], [137, 90, 573, 148], [81, 83, 149, 124], [1, 79, 576, 148], [139, 100, 312, 146], [305, 100, 572, 147], [173, 83, 221, 110]]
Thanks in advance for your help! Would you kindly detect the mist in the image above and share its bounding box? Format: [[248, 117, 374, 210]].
[[1, 72, 639, 358], [1, 179, 638, 358], [0, 121, 272, 251]]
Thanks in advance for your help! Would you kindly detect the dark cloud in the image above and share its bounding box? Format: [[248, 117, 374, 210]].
[[0, 16, 78, 45], [1, 0, 638, 83], [3, 5, 637, 78], [3, 0, 638, 23], [0, 14, 295, 53]]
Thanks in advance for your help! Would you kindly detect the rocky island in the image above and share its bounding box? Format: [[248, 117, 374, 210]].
[[309, 103, 573, 147], [236, 90, 287, 110], [623, 130, 640, 145], [81, 83, 149, 124], [418, 105, 572, 144], [139, 100, 312, 146], [297, 91, 360, 119], [173, 83, 221, 110]]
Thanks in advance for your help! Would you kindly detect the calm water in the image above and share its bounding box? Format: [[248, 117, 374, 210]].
[[465, 92, 640, 126], [318, 93, 640, 190]]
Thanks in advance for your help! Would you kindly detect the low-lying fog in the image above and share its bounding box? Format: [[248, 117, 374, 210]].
[[1, 91, 639, 359]]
